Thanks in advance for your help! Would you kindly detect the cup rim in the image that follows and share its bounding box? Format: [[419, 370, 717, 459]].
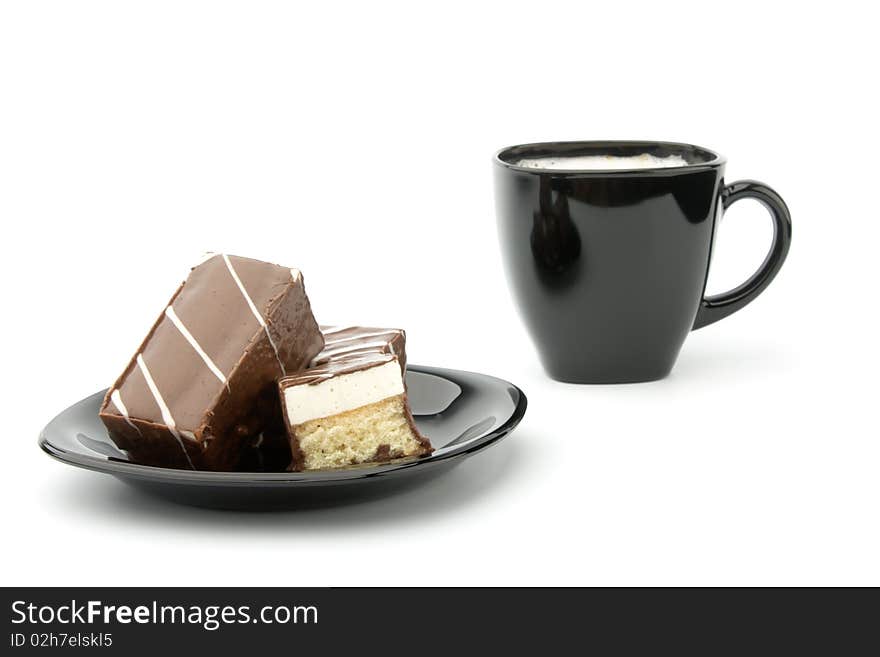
[[494, 140, 726, 175]]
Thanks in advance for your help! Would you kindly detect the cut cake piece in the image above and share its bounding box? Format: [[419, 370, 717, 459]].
[[99, 253, 324, 470], [279, 352, 432, 471]]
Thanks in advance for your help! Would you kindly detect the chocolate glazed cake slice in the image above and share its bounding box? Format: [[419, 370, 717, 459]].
[[279, 333, 432, 471], [99, 254, 324, 470], [240, 325, 410, 472]]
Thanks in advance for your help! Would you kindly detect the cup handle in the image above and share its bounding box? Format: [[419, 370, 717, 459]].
[[693, 180, 792, 330]]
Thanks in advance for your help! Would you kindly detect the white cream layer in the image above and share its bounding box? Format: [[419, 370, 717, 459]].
[[514, 153, 689, 170], [283, 360, 404, 425]]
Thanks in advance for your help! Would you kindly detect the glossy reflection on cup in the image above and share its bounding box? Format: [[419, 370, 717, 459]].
[[493, 140, 792, 384]]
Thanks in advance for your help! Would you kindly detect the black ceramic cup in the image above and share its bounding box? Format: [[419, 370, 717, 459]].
[[494, 140, 791, 383]]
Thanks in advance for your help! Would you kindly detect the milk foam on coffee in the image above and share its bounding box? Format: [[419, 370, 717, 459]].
[[515, 153, 689, 170]]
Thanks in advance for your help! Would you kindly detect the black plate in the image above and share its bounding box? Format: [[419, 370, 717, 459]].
[[39, 365, 527, 509]]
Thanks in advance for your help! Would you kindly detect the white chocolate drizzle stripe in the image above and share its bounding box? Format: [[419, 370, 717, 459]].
[[317, 338, 399, 359], [321, 329, 402, 345], [110, 389, 142, 436], [222, 254, 286, 376], [136, 354, 195, 470], [320, 325, 355, 336], [164, 306, 227, 385], [194, 252, 218, 266]]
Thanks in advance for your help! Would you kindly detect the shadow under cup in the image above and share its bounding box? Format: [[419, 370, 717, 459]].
[[493, 140, 791, 384]]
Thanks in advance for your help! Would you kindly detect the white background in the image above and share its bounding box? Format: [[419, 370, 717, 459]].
[[1, 1, 878, 586]]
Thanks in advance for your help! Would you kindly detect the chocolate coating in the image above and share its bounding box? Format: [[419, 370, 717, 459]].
[[99, 254, 324, 470], [314, 325, 407, 372], [282, 352, 396, 387]]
